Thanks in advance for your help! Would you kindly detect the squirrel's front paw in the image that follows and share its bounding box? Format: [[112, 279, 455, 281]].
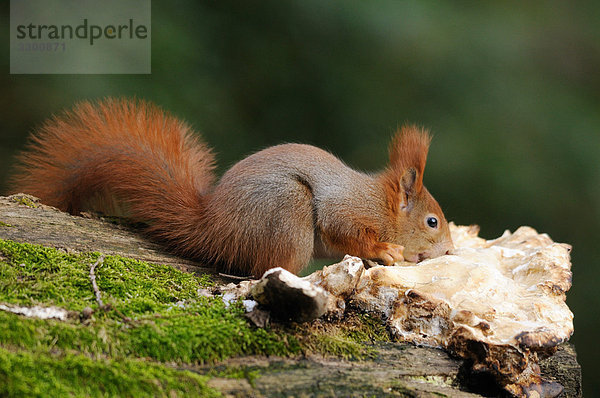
[[374, 242, 404, 266]]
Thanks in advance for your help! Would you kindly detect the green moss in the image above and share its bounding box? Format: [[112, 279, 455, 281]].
[[0, 305, 299, 363], [0, 241, 99, 311], [291, 314, 391, 360], [0, 238, 393, 395], [346, 314, 391, 343], [10, 195, 38, 208], [309, 332, 367, 359], [122, 303, 300, 362], [0, 239, 300, 363], [0, 221, 14, 227], [208, 366, 260, 387], [0, 239, 213, 313], [0, 346, 220, 397]]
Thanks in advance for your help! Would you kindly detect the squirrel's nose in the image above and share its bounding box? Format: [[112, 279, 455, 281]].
[[444, 240, 455, 256]]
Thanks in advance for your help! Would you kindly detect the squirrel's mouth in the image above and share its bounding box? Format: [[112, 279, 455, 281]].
[[403, 253, 420, 263], [415, 249, 452, 263]]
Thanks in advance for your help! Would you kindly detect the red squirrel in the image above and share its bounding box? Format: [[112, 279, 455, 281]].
[[11, 98, 453, 277]]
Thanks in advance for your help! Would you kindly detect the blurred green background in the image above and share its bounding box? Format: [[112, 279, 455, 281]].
[[2, 1, 598, 394]]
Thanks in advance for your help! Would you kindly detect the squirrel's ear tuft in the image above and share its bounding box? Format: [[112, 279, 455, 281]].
[[388, 124, 431, 193]]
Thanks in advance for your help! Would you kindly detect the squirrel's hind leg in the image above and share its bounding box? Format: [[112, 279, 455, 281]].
[[248, 181, 315, 277], [209, 174, 316, 278]]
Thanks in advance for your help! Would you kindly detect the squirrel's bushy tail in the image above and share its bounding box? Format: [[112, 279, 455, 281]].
[[11, 98, 216, 256]]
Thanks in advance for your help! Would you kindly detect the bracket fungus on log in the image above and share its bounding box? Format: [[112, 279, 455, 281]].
[[307, 223, 574, 397]]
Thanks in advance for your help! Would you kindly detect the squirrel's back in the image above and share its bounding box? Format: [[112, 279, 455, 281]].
[[205, 143, 383, 273]]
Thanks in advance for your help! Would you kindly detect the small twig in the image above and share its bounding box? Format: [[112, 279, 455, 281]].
[[89, 255, 105, 307], [86, 255, 132, 323], [218, 272, 254, 281]]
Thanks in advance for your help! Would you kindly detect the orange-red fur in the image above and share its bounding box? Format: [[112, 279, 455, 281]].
[[11, 99, 452, 277]]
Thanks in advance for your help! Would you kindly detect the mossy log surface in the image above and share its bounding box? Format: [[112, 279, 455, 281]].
[[0, 194, 215, 278], [203, 344, 580, 398], [0, 194, 582, 397]]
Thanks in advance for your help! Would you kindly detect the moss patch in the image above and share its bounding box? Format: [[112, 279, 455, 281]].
[[292, 313, 391, 360], [0, 239, 212, 313], [9, 195, 39, 208], [0, 239, 300, 363], [207, 366, 261, 387], [0, 346, 219, 398], [0, 238, 392, 395]]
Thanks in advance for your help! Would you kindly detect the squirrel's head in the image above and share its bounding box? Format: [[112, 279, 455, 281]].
[[380, 125, 453, 263]]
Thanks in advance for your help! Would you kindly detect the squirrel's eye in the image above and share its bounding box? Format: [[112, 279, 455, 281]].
[[426, 216, 438, 229]]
